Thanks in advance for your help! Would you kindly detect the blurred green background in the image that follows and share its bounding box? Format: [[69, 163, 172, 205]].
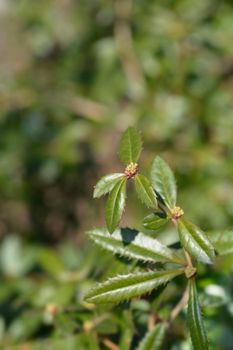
[[0, 0, 232, 349]]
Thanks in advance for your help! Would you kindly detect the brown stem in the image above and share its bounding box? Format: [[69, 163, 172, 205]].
[[170, 284, 189, 322], [184, 250, 193, 268], [83, 314, 111, 332], [102, 338, 120, 350]]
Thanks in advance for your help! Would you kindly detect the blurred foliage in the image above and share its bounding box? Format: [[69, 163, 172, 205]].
[[0, 0, 232, 348]]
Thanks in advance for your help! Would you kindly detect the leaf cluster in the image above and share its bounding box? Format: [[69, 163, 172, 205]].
[[87, 128, 233, 350]]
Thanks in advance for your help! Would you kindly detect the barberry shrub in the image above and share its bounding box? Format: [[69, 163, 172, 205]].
[[85, 127, 231, 350]]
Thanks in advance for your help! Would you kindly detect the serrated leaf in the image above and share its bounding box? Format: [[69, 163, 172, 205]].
[[88, 228, 184, 264], [138, 323, 166, 350], [119, 127, 142, 165], [143, 213, 168, 230], [93, 173, 125, 198], [105, 178, 127, 233], [134, 174, 158, 209], [85, 269, 184, 303], [208, 230, 233, 256], [178, 219, 215, 264], [188, 279, 209, 350], [150, 156, 176, 208]]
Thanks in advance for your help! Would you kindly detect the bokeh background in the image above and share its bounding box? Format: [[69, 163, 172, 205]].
[[0, 0, 232, 349]]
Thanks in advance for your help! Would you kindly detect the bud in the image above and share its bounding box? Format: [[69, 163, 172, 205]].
[[45, 303, 59, 316], [124, 162, 139, 179], [185, 266, 197, 279], [170, 206, 184, 220]]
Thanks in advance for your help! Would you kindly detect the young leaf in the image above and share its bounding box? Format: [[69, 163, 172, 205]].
[[85, 269, 184, 303], [134, 174, 158, 209], [88, 228, 184, 264], [105, 178, 127, 233], [119, 127, 142, 165], [188, 279, 209, 350], [208, 230, 233, 256], [138, 323, 166, 350], [178, 219, 215, 264], [143, 212, 168, 230], [94, 173, 125, 198], [150, 156, 176, 208]]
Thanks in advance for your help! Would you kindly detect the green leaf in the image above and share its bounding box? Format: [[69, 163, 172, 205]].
[[85, 269, 184, 303], [39, 248, 65, 279], [105, 178, 127, 233], [93, 173, 125, 198], [134, 174, 158, 209], [138, 323, 166, 350], [178, 219, 215, 264], [118, 127, 142, 165], [208, 230, 233, 256], [150, 156, 176, 208], [119, 310, 134, 350], [188, 279, 209, 350], [143, 212, 168, 230], [88, 228, 184, 265]]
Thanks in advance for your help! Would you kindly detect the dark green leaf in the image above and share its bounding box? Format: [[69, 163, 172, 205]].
[[178, 219, 215, 264], [85, 269, 184, 303], [208, 230, 233, 256], [150, 156, 176, 208], [138, 323, 166, 350], [134, 174, 158, 208], [105, 178, 127, 233], [143, 212, 168, 230], [93, 173, 125, 198], [188, 279, 209, 350], [88, 228, 184, 264], [118, 127, 142, 165]]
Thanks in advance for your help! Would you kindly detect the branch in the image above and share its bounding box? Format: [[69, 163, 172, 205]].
[[184, 250, 193, 268], [170, 284, 189, 322], [102, 338, 120, 350]]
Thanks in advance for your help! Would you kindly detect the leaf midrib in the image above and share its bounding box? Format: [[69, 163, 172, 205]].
[[108, 178, 125, 229]]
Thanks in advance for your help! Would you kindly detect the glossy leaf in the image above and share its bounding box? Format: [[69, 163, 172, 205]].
[[178, 219, 215, 264], [134, 174, 158, 208], [208, 230, 233, 256], [138, 323, 166, 350], [118, 127, 142, 165], [188, 279, 209, 350], [105, 178, 127, 233], [85, 269, 184, 303], [88, 228, 184, 264], [143, 212, 168, 230], [93, 173, 125, 198], [150, 156, 176, 208]]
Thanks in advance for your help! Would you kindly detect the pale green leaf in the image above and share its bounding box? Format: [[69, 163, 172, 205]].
[[150, 156, 176, 208], [39, 249, 65, 279], [134, 174, 158, 209], [118, 127, 142, 165], [143, 213, 168, 230], [85, 269, 184, 303], [208, 230, 233, 256], [105, 178, 127, 233], [178, 219, 215, 264], [88, 228, 184, 264], [138, 323, 166, 350], [93, 173, 125, 198], [188, 279, 209, 350]]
